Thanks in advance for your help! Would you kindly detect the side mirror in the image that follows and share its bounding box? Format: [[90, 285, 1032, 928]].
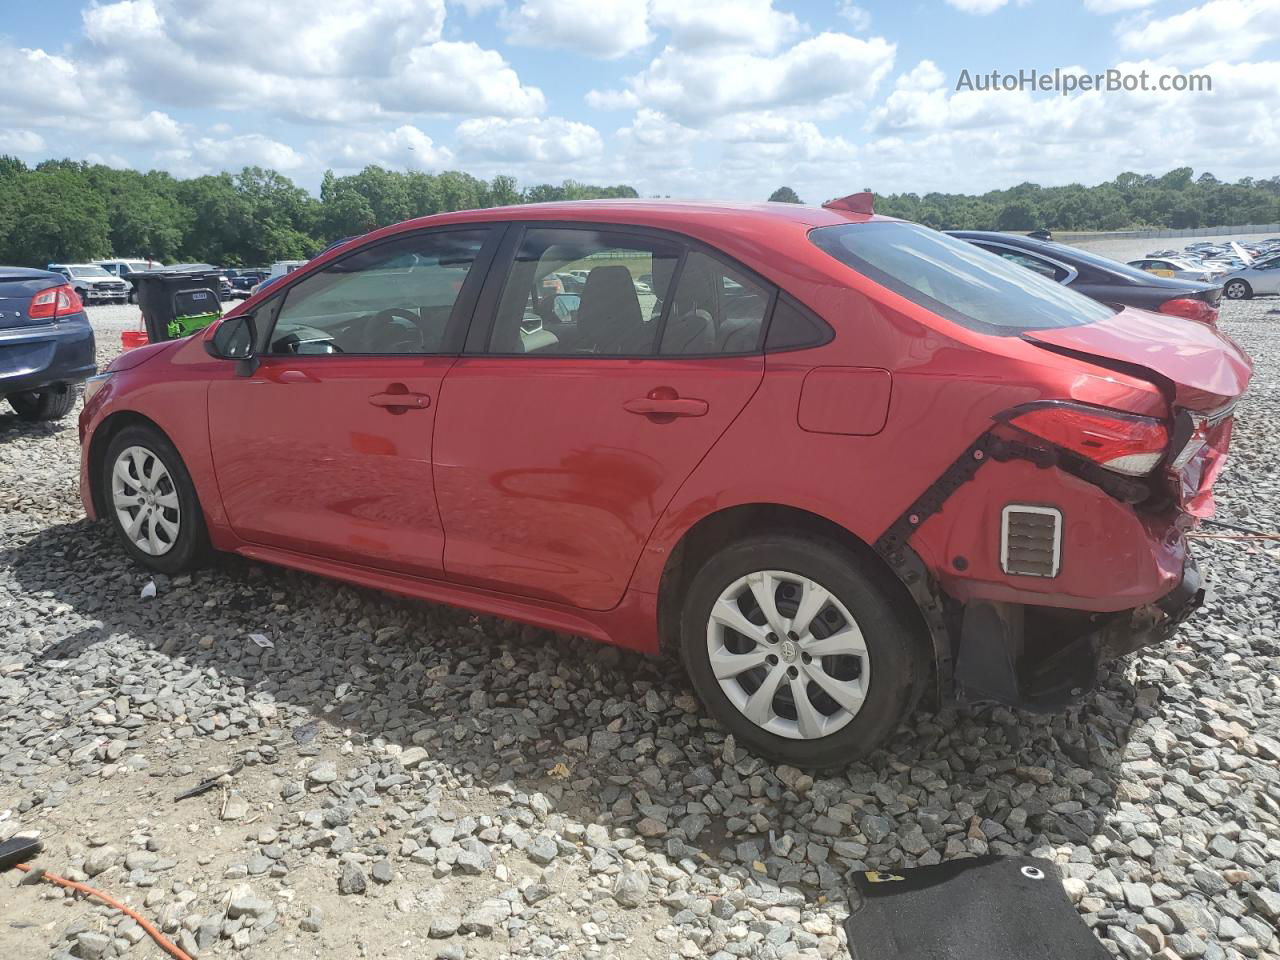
[[205, 313, 257, 361]]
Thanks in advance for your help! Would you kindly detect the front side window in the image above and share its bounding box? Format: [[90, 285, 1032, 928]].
[[981, 246, 1068, 283], [812, 222, 1114, 334], [489, 228, 681, 356], [267, 229, 488, 355], [659, 251, 773, 355]]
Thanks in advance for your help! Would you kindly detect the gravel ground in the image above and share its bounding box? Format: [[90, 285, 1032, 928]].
[[1, 293, 1278, 960]]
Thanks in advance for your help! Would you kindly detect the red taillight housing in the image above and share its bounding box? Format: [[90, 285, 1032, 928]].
[[1005, 403, 1169, 476], [1159, 297, 1217, 325], [28, 284, 83, 320]]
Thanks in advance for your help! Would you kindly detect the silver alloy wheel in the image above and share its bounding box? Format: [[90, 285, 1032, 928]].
[[706, 570, 870, 740], [1224, 280, 1247, 299], [111, 445, 181, 556]]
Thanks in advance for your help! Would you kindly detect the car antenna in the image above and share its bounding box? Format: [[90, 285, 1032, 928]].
[[822, 191, 875, 215]]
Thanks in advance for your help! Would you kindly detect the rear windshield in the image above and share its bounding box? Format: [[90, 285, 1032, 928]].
[[810, 222, 1115, 334], [1039, 241, 1179, 284]]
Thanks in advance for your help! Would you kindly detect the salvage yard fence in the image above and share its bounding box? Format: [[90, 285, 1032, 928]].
[[1060, 223, 1280, 244]]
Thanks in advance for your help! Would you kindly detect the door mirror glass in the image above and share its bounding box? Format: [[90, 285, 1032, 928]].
[[206, 313, 257, 360]]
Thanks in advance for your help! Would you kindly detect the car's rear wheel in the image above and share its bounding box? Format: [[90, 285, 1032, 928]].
[[679, 532, 926, 769], [8, 385, 78, 421], [1224, 279, 1252, 300], [103, 425, 210, 573]]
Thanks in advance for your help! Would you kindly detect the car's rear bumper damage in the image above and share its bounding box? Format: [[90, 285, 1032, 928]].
[[952, 553, 1203, 711], [874, 423, 1214, 712]]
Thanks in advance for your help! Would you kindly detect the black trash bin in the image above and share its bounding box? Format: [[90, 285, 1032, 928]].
[[129, 269, 224, 343]]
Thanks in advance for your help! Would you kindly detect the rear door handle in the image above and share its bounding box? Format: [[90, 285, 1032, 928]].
[[274, 369, 314, 383], [369, 391, 431, 410], [623, 396, 708, 418]]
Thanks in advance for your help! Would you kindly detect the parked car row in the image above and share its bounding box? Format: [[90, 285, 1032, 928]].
[[77, 198, 1251, 766], [1131, 237, 1280, 300]]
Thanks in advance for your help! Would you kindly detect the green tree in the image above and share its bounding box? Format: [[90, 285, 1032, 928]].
[[768, 186, 802, 203]]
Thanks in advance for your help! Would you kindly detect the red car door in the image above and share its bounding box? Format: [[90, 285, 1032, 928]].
[[207, 227, 496, 578], [434, 227, 768, 611]]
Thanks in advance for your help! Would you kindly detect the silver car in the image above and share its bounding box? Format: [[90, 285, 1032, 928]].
[[1222, 255, 1280, 300]]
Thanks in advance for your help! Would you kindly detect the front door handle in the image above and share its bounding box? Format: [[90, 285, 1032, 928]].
[[623, 393, 708, 418], [369, 390, 431, 410]]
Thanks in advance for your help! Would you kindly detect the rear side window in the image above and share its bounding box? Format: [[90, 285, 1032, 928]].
[[811, 222, 1115, 334], [659, 251, 772, 355]]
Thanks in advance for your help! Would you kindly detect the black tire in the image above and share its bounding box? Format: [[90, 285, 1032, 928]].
[[102, 424, 211, 574], [8, 385, 78, 421], [679, 532, 927, 769], [1224, 279, 1252, 300]]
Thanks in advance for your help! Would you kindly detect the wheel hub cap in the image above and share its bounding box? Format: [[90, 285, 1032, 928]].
[[705, 569, 871, 741], [111, 445, 181, 557]]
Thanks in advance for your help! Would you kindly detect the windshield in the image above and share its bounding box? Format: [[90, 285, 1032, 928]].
[[811, 222, 1115, 334], [70, 266, 114, 278], [1040, 242, 1177, 284]]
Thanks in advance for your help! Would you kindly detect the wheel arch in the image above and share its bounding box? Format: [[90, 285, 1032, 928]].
[[88, 411, 177, 519], [655, 502, 935, 673]]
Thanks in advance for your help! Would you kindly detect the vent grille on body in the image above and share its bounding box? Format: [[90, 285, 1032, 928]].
[[1001, 505, 1062, 578]]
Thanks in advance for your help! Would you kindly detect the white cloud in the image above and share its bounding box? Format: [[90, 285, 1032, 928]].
[[85, 0, 447, 78], [0, 130, 47, 155], [649, 0, 803, 52], [838, 2, 872, 30], [1119, 0, 1280, 62], [1083, 0, 1156, 12], [503, 0, 652, 59], [593, 32, 896, 126], [156, 134, 306, 178], [382, 42, 546, 116], [455, 116, 604, 164], [450, 0, 504, 13], [314, 125, 454, 172], [944, 0, 1020, 12], [82, 0, 544, 122]]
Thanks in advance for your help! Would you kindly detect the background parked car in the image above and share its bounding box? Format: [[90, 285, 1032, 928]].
[[1220, 254, 1280, 300], [1127, 257, 1222, 283], [1, 267, 95, 420], [94, 258, 165, 303], [227, 269, 268, 299], [47, 263, 130, 304], [950, 231, 1223, 324]]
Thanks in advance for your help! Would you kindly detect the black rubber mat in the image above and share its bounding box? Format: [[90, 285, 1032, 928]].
[[844, 856, 1111, 960]]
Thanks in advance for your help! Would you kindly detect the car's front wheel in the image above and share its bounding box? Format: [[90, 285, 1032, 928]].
[[679, 532, 927, 769], [1224, 279, 1252, 300], [103, 425, 210, 573], [8, 386, 78, 421]]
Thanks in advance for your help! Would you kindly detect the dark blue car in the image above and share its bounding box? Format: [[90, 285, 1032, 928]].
[[1, 267, 96, 421]]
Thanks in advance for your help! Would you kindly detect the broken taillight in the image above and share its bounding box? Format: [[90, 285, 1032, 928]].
[[1005, 403, 1169, 476], [1159, 297, 1217, 325]]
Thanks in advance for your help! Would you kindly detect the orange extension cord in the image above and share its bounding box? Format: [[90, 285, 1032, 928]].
[[13, 863, 194, 960]]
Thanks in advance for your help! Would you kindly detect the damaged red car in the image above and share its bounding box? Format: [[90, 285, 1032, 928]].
[[79, 198, 1252, 767]]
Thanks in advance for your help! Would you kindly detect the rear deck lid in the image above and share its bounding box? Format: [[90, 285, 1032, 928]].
[[1023, 306, 1252, 410], [0, 269, 59, 329]]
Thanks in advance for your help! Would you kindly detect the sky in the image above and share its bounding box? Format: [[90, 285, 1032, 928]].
[[1, 0, 1277, 200]]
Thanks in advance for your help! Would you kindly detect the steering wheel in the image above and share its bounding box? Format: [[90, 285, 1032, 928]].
[[360, 307, 424, 353]]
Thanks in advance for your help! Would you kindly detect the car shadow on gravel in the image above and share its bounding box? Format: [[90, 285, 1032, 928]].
[[8, 518, 1144, 883]]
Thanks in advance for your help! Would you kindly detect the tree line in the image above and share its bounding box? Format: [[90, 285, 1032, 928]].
[[4, 156, 1278, 269], [770, 168, 1280, 233], [0, 156, 638, 268]]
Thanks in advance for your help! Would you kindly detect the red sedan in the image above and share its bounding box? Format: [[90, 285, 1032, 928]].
[[78, 198, 1251, 767]]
